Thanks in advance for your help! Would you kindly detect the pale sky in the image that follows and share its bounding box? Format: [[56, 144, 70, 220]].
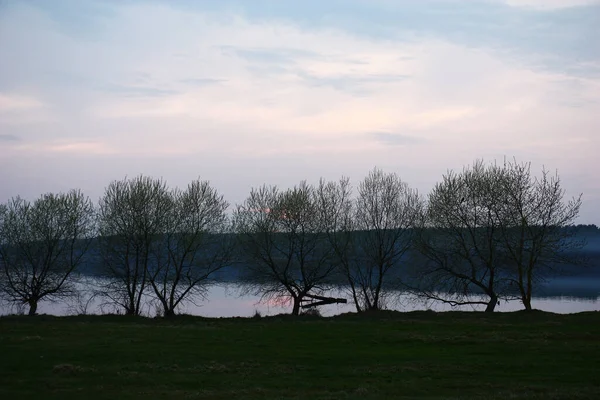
[[0, 0, 599, 223]]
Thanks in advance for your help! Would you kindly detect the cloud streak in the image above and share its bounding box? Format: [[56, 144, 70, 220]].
[[370, 132, 425, 146], [0, 134, 20, 142]]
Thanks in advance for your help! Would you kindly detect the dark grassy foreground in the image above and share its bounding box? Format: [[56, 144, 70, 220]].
[[1, 311, 599, 400]]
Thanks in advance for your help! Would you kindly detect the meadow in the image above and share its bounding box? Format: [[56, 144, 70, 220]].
[[1, 311, 599, 399]]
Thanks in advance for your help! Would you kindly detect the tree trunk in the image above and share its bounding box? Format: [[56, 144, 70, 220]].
[[518, 276, 533, 311], [164, 308, 176, 318], [373, 286, 381, 312], [291, 296, 301, 316], [484, 294, 498, 313], [353, 296, 362, 313], [28, 299, 38, 316], [349, 283, 362, 313], [522, 298, 532, 311], [159, 297, 171, 317], [360, 286, 373, 312], [371, 297, 380, 312], [368, 305, 381, 312], [525, 265, 533, 312]]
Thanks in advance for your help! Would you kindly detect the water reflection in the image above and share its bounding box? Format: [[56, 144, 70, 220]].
[[1, 280, 598, 317]]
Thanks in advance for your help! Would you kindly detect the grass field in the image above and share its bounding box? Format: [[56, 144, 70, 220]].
[[1, 311, 599, 399]]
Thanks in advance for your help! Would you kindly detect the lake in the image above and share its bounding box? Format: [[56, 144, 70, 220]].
[[1, 277, 598, 317]]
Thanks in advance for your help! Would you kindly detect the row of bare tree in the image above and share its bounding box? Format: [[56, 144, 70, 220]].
[[0, 159, 584, 316]]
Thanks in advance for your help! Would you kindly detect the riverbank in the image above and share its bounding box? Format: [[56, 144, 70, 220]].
[[1, 311, 599, 399]]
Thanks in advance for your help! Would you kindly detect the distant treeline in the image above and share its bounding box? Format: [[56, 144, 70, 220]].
[[72, 227, 600, 279], [0, 159, 596, 316]]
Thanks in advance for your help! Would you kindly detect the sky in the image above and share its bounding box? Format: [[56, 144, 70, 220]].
[[0, 0, 599, 223]]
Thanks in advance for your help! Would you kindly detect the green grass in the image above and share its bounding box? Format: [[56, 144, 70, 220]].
[[1, 311, 599, 399]]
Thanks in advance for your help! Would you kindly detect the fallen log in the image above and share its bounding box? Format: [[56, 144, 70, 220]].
[[300, 294, 347, 309]]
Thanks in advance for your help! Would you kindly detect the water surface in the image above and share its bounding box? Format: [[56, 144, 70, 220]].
[[1, 278, 598, 317]]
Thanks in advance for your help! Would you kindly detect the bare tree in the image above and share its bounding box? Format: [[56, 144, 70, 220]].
[[148, 179, 233, 317], [234, 182, 344, 316], [412, 160, 583, 312], [315, 177, 362, 308], [494, 160, 583, 311], [97, 176, 171, 316], [411, 161, 516, 312], [341, 168, 422, 312], [0, 190, 95, 315]]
